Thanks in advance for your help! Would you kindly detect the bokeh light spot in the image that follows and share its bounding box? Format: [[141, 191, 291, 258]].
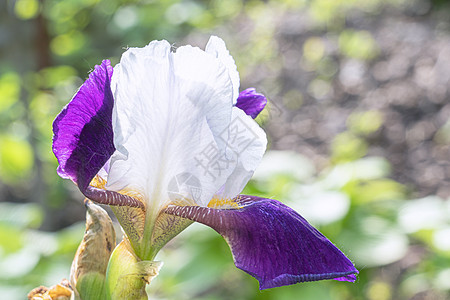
[[14, 0, 39, 20]]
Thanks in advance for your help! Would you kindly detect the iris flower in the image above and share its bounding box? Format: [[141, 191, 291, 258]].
[[52, 36, 357, 290]]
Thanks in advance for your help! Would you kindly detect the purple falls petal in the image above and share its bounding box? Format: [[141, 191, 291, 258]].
[[52, 60, 144, 210], [164, 195, 358, 290], [52, 60, 115, 190], [235, 88, 267, 119]]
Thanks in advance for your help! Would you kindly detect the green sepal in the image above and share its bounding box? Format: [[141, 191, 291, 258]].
[[146, 212, 193, 259], [105, 240, 162, 300], [76, 273, 107, 300]]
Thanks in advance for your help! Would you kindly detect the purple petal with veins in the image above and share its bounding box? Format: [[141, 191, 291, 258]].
[[164, 196, 358, 289], [235, 88, 267, 119], [52, 60, 143, 209], [52, 60, 115, 189]]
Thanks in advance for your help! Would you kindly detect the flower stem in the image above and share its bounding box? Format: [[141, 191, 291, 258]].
[[105, 240, 162, 300]]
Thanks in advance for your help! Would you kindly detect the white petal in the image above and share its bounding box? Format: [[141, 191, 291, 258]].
[[218, 107, 267, 199], [107, 40, 238, 208], [205, 36, 240, 104]]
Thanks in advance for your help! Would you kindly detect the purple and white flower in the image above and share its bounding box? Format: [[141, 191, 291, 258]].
[[52, 36, 357, 289]]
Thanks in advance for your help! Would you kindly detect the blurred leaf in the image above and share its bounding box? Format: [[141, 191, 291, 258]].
[[366, 281, 392, 300], [31, 254, 74, 288], [400, 274, 430, 299], [316, 57, 339, 78], [152, 224, 243, 299], [55, 222, 85, 255], [303, 37, 325, 63], [46, 0, 86, 24], [339, 30, 378, 60], [397, 196, 448, 234], [38, 66, 77, 89], [322, 157, 391, 189], [112, 6, 139, 30], [14, 0, 40, 20], [434, 120, 450, 144], [0, 224, 24, 253], [0, 202, 43, 229], [282, 89, 303, 110], [344, 179, 406, 204], [331, 131, 368, 163], [275, 282, 334, 300], [435, 268, 450, 291], [288, 188, 351, 225], [0, 134, 34, 183], [212, 0, 243, 18], [0, 248, 40, 279], [50, 31, 86, 56], [29, 92, 57, 140], [412, 229, 435, 248], [340, 217, 408, 267], [0, 285, 24, 299], [0, 72, 20, 113], [309, 0, 342, 24], [433, 227, 450, 252], [26, 230, 58, 256], [347, 110, 383, 136], [175, 235, 232, 293], [253, 150, 316, 182], [165, 2, 203, 26], [307, 78, 332, 100]]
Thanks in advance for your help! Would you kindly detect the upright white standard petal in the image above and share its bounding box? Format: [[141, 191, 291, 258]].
[[105, 37, 267, 218], [107, 40, 238, 211], [217, 107, 267, 199], [205, 36, 240, 104]]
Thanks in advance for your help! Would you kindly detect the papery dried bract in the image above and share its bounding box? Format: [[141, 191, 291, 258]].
[[70, 200, 116, 299], [28, 279, 74, 300]]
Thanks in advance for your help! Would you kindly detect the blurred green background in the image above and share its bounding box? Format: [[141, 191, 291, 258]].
[[1, 0, 450, 299]]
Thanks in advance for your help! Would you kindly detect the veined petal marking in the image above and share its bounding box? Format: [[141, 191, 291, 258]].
[[52, 60, 144, 209], [164, 196, 358, 289]]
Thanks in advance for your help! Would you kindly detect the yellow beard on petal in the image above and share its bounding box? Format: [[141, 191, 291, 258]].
[[207, 196, 242, 209], [90, 175, 107, 189], [90, 175, 146, 205]]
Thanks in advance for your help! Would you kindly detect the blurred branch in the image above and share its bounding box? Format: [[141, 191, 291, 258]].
[[36, 0, 51, 70], [22, 2, 53, 229], [19, 85, 53, 229]]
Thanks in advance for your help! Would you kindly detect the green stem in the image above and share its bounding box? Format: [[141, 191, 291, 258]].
[[105, 240, 162, 300]]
